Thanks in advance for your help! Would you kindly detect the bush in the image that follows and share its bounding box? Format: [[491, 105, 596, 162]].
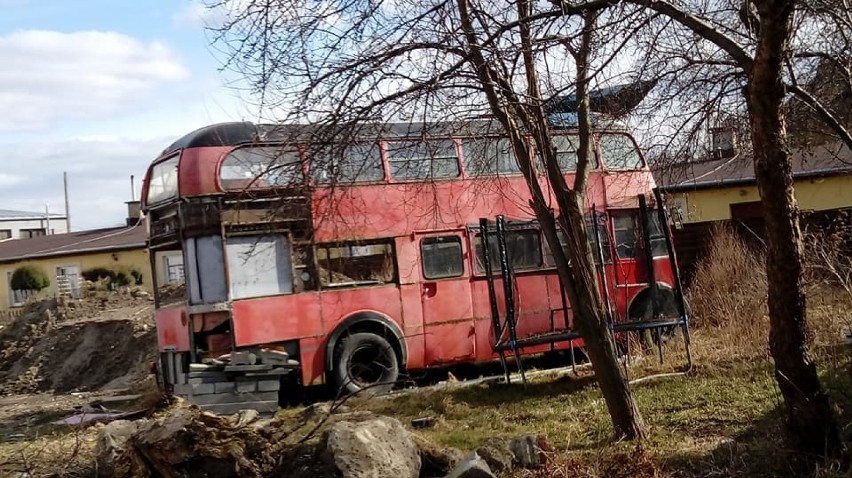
[[10, 265, 51, 291], [686, 224, 767, 328], [82, 266, 143, 288]]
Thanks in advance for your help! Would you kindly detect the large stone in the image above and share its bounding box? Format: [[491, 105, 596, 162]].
[[475, 437, 514, 474], [95, 419, 146, 478], [509, 434, 549, 469], [445, 452, 496, 478], [322, 416, 421, 478], [413, 434, 466, 477]]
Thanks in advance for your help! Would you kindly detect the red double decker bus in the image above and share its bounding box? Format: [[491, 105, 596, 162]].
[[142, 119, 680, 413]]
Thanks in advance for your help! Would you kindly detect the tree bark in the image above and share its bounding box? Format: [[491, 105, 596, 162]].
[[747, 0, 840, 458], [457, 0, 646, 439]]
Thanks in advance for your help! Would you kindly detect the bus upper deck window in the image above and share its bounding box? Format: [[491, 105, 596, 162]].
[[462, 137, 519, 176], [311, 143, 384, 184], [387, 140, 460, 180], [221, 147, 302, 189], [147, 156, 179, 204], [600, 134, 643, 170]]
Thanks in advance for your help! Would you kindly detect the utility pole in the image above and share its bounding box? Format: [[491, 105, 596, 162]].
[[63, 171, 71, 232]]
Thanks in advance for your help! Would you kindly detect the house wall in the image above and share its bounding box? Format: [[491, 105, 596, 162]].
[[0, 217, 69, 239], [0, 248, 152, 310], [668, 174, 852, 223]]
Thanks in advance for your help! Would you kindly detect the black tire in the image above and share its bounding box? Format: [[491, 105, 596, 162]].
[[333, 332, 399, 396]]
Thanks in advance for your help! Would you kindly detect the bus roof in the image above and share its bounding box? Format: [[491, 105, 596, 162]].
[[159, 115, 630, 158]]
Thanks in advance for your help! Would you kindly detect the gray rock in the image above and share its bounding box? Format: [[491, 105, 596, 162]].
[[94, 419, 145, 477], [445, 452, 495, 478], [475, 437, 513, 473], [413, 434, 466, 477], [323, 416, 421, 478], [509, 434, 549, 469]]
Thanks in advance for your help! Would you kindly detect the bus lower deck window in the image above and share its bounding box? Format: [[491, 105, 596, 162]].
[[421, 236, 464, 279]]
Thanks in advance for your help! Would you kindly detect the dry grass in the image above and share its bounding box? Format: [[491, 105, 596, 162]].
[[1, 226, 851, 477]]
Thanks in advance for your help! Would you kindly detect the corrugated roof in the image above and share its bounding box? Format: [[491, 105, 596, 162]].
[[0, 209, 66, 220], [0, 220, 146, 264], [655, 142, 852, 191]]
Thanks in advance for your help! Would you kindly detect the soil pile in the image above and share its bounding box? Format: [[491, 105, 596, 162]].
[[0, 287, 157, 395]]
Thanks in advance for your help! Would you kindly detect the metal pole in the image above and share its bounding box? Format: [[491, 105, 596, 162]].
[[591, 206, 615, 326], [496, 215, 526, 385], [63, 172, 71, 232], [652, 187, 693, 370], [131, 175, 136, 201], [480, 218, 510, 384], [44, 204, 51, 235]]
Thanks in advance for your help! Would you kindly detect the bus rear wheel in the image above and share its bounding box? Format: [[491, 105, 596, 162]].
[[333, 332, 399, 396]]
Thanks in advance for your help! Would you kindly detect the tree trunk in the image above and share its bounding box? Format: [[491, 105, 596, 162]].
[[747, 0, 840, 458], [533, 195, 647, 440]]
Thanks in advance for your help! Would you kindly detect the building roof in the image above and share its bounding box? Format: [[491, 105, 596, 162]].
[[0, 221, 146, 264], [0, 209, 66, 220], [655, 142, 852, 191]]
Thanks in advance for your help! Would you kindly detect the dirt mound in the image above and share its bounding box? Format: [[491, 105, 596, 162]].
[[0, 289, 157, 395]]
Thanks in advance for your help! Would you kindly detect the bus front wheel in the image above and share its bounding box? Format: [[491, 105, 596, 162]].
[[333, 332, 399, 396]]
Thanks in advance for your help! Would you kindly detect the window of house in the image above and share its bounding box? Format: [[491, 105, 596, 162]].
[[19, 228, 45, 239], [387, 139, 460, 180], [462, 137, 520, 176], [0, 230, 11, 240], [163, 254, 185, 284], [474, 229, 543, 273], [220, 146, 303, 190], [316, 241, 396, 287], [311, 143, 385, 184], [599, 134, 643, 170], [421, 236, 464, 279]]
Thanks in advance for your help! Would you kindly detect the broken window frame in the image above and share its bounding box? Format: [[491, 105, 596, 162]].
[[315, 240, 397, 289]]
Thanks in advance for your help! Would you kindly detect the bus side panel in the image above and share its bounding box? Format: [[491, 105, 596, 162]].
[[470, 278, 504, 362], [318, 285, 403, 333], [156, 306, 190, 352], [231, 292, 323, 346], [299, 336, 326, 386], [399, 284, 426, 370], [512, 274, 553, 340]]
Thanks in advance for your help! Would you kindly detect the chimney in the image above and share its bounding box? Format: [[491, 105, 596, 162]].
[[126, 200, 141, 227], [126, 175, 140, 227], [710, 125, 738, 160]]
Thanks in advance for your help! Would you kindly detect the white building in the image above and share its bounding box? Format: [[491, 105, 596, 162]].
[[0, 209, 68, 240]]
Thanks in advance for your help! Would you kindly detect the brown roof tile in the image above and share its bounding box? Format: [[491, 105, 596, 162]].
[[0, 221, 147, 264], [655, 142, 852, 190]]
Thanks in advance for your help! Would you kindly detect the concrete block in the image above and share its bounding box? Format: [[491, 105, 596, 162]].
[[214, 381, 236, 393], [258, 379, 281, 392], [236, 379, 257, 393]]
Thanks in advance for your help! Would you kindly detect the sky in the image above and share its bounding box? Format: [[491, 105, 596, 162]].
[[0, 0, 255, 230]]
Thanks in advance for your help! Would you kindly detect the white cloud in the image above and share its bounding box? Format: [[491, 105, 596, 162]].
[[0, 136, 175, 230], [0, 30, 190, 132], [172, 2, 226, 28], [0, 173, 24, 188]]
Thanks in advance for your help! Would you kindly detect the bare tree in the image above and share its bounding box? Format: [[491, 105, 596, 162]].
[[209, 0, 649, 438], [577, 0, 849, 458]]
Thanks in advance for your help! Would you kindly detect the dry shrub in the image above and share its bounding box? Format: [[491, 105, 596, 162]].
[[686, 224, 768, 328], [803, 212, 852, 343], [526, 446, 665, 478]]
